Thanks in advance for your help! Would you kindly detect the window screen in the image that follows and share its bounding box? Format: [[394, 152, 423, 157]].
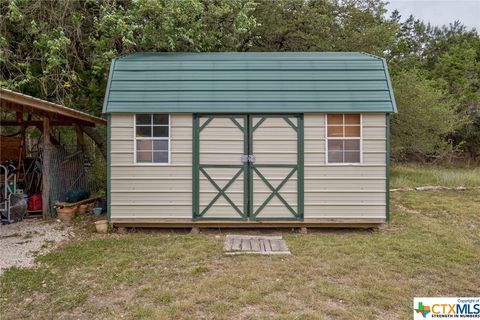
[[326, 114, 361, 164], [135, 114, 170, 164]]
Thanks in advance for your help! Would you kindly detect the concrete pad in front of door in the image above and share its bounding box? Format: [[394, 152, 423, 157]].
[[224, 235, 291, 255]]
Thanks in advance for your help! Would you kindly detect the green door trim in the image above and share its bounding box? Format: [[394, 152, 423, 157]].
[[252, 117, 266, 131], [193, 114, 248, 220], [249, 114, 304, 221], [251, 166, 299, 218], [198, 167, 245, 218], [199, 116, 213, 131], [297, 114, 305, 220], [192, 114, 199, 218], [193, 114, 304, 220], [283, 116, 298, 131]]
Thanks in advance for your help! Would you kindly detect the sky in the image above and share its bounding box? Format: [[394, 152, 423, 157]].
[[385, 0, 480, 31]]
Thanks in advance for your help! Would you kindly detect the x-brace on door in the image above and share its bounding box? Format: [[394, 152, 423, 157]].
[[193, 114, 303, 220]]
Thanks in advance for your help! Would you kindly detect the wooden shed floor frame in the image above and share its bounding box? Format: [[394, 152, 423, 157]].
[[111, 218, 386, 229]]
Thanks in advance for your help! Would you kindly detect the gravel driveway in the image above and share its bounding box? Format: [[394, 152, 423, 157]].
[[0, 219, 73, 275]]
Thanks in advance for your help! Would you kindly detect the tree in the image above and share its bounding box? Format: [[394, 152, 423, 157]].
[[1, 0, 479, 163], [388, 15, 480, 162], [391, 70, 465, 162], [0, 0, 258, 115], [387, 13, 431, 71], [249, 0, 397, 54], [433, 44, 480, 161]]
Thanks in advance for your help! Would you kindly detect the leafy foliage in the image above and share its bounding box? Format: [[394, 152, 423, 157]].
[[391, 70, 465, 161], [388, 15, 480, 161], [1, 0, 258, 115], [250, 0, 396, 54]]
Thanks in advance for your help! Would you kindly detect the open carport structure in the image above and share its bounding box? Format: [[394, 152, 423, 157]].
[[1, 88, 106, 217]]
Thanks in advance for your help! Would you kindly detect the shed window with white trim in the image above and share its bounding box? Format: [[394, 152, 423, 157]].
[[326, 114, 361, 164], [134, 114, 170, 164]]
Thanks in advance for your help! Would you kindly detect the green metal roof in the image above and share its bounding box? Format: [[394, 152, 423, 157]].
[[102, 52, 397, 114]]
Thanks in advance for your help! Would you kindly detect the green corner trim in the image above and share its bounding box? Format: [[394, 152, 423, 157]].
[[102, 59, 116, 114], [386, 113, 391, 222], [106, 114, 111, 222], [382, 58, 397, 113]]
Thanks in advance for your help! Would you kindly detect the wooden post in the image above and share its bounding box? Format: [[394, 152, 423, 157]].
[[17, 112, 26, 178], [190, 227, 200, 234], [74, 123, 85, 151], [81, 126, 107, 159], [42, 117, 51, 218]]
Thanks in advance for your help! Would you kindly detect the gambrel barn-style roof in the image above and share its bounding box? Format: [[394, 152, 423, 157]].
[[102, 52, 397, 114]]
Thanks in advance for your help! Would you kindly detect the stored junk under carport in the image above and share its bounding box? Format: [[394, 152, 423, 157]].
[[102, 52, 397, 228], [0, 88, 106, 221]]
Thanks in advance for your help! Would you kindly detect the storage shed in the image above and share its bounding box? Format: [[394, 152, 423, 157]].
[[102, 52, 396, 228]]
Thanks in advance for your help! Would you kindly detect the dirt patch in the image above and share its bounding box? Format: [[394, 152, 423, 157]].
[[0, 219, 73, 274]]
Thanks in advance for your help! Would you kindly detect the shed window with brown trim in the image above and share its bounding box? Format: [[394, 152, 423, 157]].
[[134, 114, 170, 164], [326, 114, 361, 164]]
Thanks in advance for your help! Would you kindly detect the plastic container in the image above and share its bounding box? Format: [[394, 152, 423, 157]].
[[21, 194, 29, 207], [28, 194, 42, 210], [92, 207, 103, 216]]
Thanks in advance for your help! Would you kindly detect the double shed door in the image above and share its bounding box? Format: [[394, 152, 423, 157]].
[[193, 114, 304, 220]]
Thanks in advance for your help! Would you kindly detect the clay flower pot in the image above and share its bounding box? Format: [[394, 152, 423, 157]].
[[56, 206, 77, 223], [78, 204, 88, 215]]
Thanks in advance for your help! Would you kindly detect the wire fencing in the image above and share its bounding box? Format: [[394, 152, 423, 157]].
[[43, 144, 105, 216]]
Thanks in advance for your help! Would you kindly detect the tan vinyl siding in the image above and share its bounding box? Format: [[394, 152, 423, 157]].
[[304, 166, 385, 177], [253, 117, 297, 166], [304, 113, 386, 219], [111, 166, 192, 177], [109, 113, 192, 219], [304, 179, 384, 190], [111, 152, 192, 165], [305, 153, 385, 166], [109, 112, 387, 222], [305, 205, 385, 217], [110, 205, 192, 218]]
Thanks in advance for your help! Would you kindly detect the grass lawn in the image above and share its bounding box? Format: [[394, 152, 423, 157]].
[[1, 165, 479, 319], [391, 163, 480, 188]]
